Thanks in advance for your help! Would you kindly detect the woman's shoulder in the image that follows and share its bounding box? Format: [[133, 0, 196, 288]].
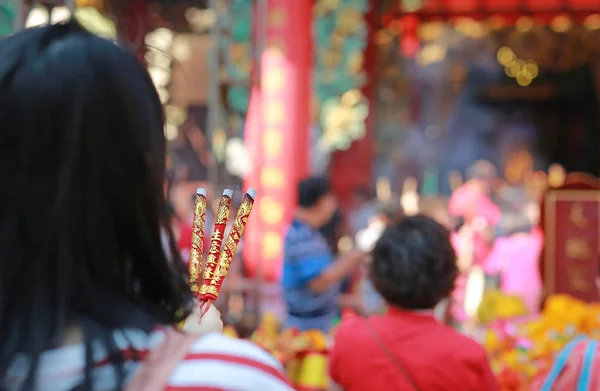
[[168, 333, 294, 390]]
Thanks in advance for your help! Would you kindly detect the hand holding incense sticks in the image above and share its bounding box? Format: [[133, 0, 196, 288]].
[[185, 187, 257, 317], [188, 188, 207, 298], [192, 188, 257, 315], [200, 189, 233, 299]]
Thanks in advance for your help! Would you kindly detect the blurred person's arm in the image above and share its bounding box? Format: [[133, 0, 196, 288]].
[[308, 250, 365, 294], [337, 293, 365, 315]]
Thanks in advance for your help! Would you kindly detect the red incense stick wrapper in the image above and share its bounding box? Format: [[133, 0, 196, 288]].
[[199, 189, 233, 301], [188, 188, 207, 298], [209, 189, 257, 301]]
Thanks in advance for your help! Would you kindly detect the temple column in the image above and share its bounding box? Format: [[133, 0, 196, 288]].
[[330, 0, 377, 210], [243, 0, 311, 281]]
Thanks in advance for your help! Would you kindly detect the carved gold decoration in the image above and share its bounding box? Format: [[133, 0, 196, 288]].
[[209, 192, 256, 299], [215, 198, 232, 225], [569, 203, 589, 229], [188, 192, 207, 295], [568, 267, 591, 292], [199, 284, 219, 297], [199, 193, 231, 300], [544, 191, 600, 300], [565, 239, 593, 261]]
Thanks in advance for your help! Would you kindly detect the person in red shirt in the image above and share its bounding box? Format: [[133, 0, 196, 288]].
[[329, 215, 500, 391]]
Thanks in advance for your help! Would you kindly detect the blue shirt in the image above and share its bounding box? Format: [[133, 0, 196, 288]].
[[282, 219, 339, 331]]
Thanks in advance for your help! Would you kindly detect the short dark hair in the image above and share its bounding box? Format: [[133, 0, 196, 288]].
[[370, 215, 458, 310], [298, 177, 330, 207]]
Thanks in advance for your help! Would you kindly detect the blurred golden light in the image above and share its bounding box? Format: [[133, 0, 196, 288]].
[[551, 16, 572, 33], [263, 101, 285, 125], [454, 18, 486, 38], [263, 129, 283, 158], [376, 177, 392, 203], [337, 236, 354, 253], [145, 28, 174, 51], [336, 9, 363, 35], [374, 30, 393, 45], [346, 51, 364, 74], [400, 177, 419, 216], [260, 197, 284, 225], [164, 124, 178, 141], [418, 22, 444, 41], [584, 14, 600, 30], [418, 43, 447, 66], [261, 167, 285, 188], [264, 68, 285, 93], [171, 35, 191, 62], [464, 266, 485, 319], [74, 7, 116, 38], [262, 231, 283, 259], [25, 5, 49, 28], [164, 105, 186, 125], [497, 46, 516, 66], [157, 88, 170, 104], [515, 17, 533, 32], [323, 0, 342, 11], [149, 67, 170, 87], [516, 73, 532, 86], [51, 6, 71, 24], [185, 7, 216, 31], [212, 128, 227, 154], [341, 89, 362, 107], [505, 61, 521, 78], [322, 50, 343, 68], [525, 61, 539, 78], [548, 164, 566, 188]]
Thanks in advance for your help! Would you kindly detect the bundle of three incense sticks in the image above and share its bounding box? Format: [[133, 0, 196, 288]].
[[188, 188, 257, 315]]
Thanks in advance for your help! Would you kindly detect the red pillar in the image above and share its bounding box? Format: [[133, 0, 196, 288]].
[[243, 0, 311, 282], [330, 1, 377, 211]]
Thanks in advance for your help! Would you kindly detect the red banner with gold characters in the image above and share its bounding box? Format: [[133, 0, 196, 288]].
[[243, 0, 310, 282], [544, 190, 600, 301]]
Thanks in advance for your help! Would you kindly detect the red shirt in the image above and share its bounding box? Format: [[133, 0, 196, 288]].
[[329, 308, 500, 391]]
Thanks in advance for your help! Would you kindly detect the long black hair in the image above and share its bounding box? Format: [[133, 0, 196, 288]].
[[0, 21, 192, 389]]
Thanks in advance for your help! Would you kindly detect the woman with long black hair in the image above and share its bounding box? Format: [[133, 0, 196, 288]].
[[0, 21, 291, 391]]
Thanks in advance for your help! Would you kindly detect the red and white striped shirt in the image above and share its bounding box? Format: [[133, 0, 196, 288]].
[[4, 331, 294, 391]]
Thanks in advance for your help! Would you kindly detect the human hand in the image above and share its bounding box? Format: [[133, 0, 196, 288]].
[[181, 302, 224, 336]]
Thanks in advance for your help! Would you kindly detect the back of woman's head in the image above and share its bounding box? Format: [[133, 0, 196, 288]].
[[370, 215, 458, 310], [0, 21, 191, 379]]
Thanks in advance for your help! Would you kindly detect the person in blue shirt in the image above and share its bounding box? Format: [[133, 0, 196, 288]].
[[282, 177, 365, 331]]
